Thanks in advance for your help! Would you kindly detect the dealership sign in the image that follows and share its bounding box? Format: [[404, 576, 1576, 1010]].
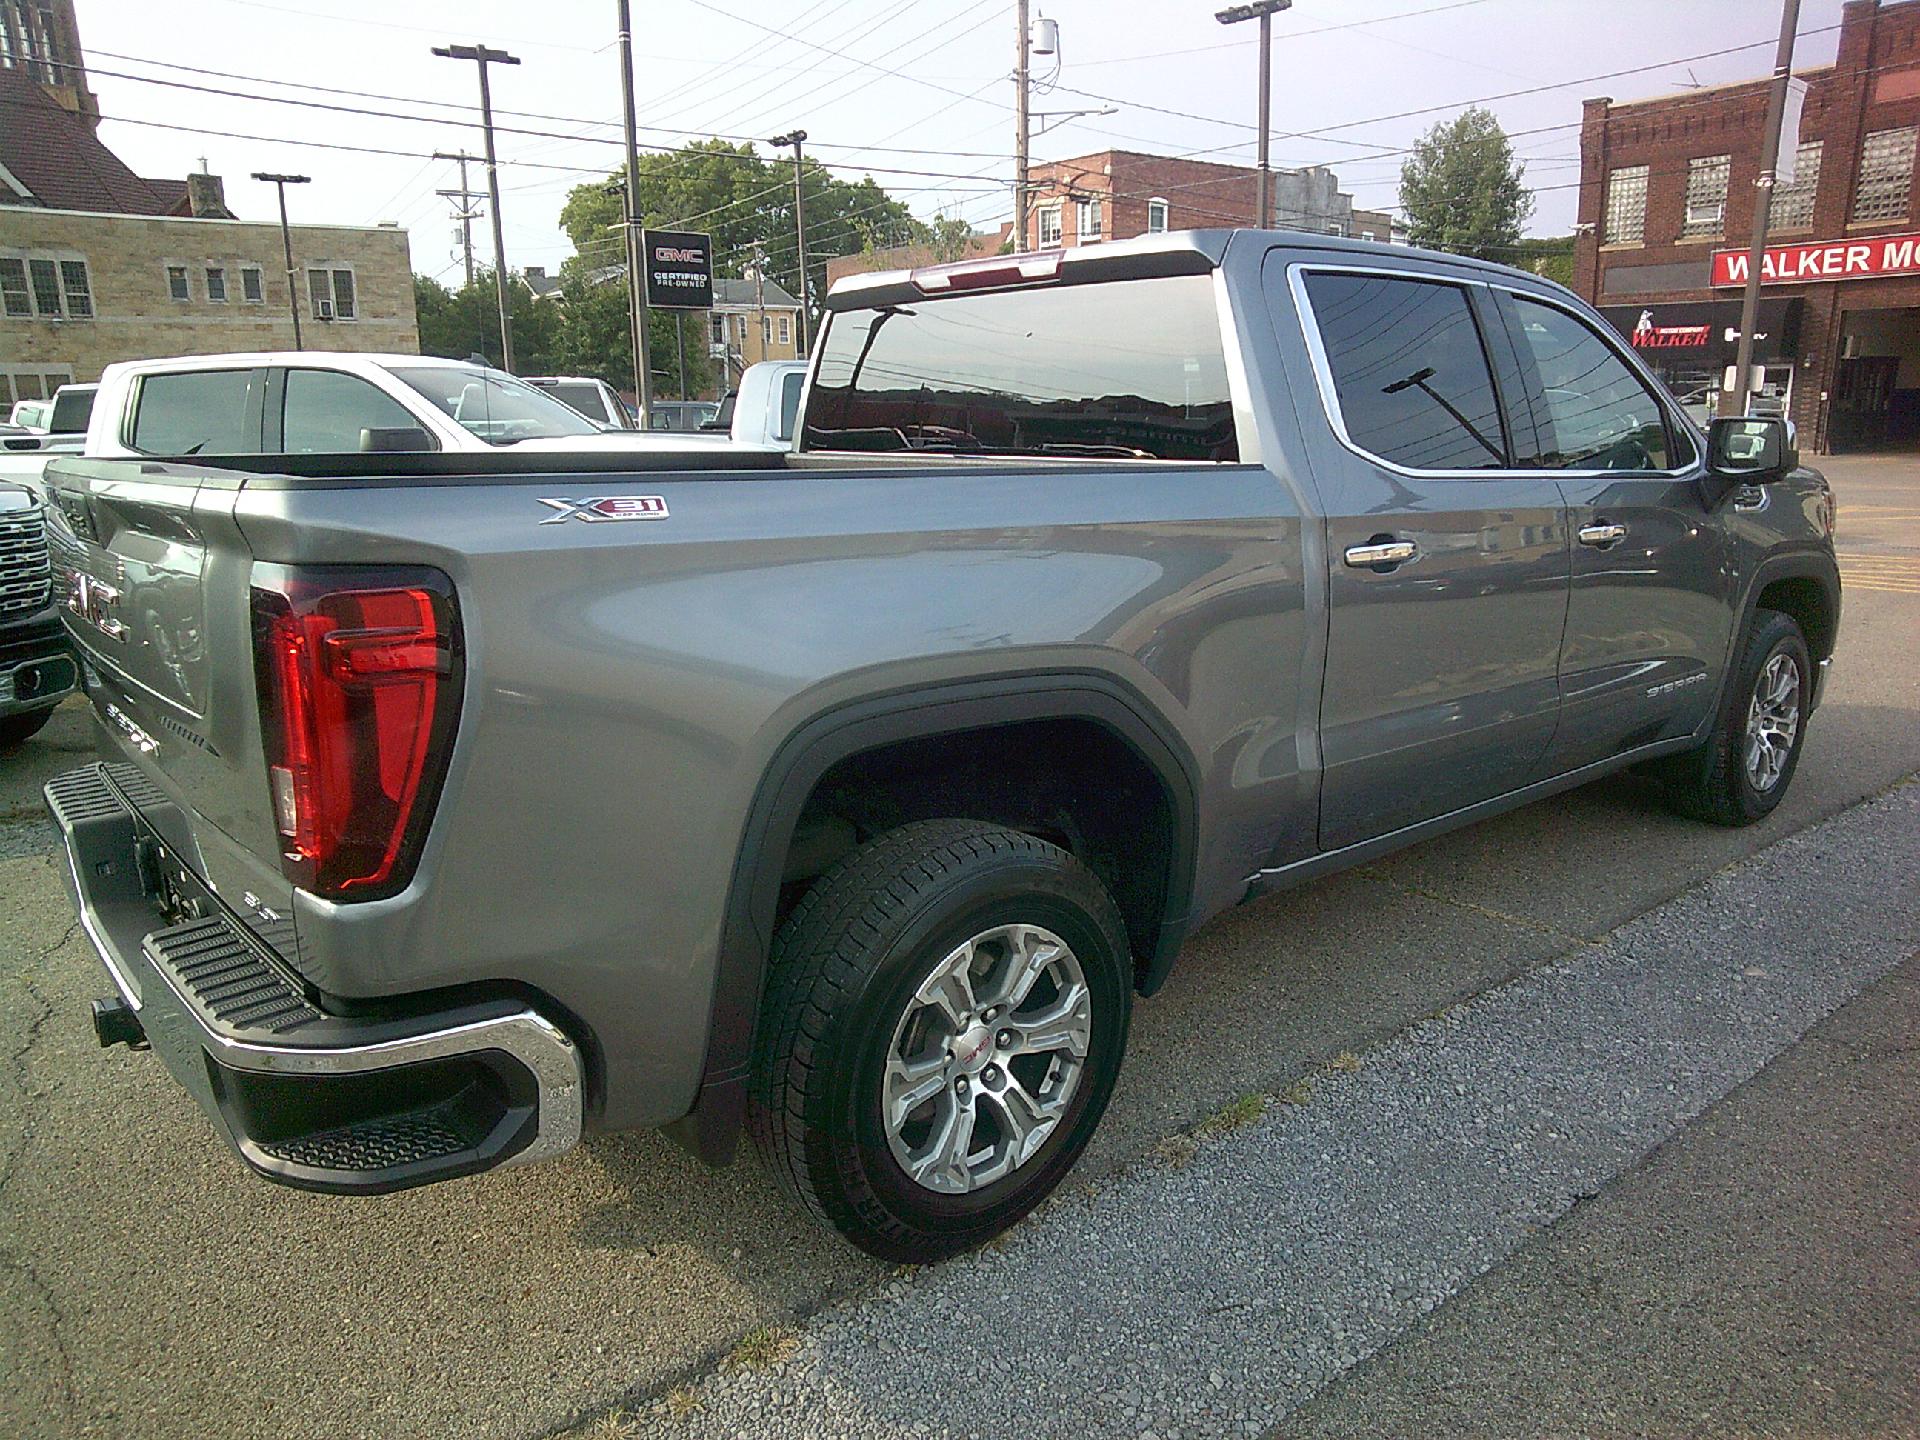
[[640, 228, 713, 309], [1629, 310, 1710, 348], [1712, 230, 1920, 286]]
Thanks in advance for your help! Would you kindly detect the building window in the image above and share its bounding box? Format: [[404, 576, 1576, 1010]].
[[1038, 204, 1063, 248], [1326, 222, 1348, 237], [710, 313, 726, 347], [0, 258, 28, 316], [205, 266, 227, 303], [778, 315, 790, 345], [27, 257, 59, 314], [1604, 164, 1648, 245], [59, 259, 91, 317], [1852, 125, 1917, 224], [241, 265, 264, 303], [2, 366, 75, 408], [1770, 140, 1821, 230], [307, 266, 357, 320], [167, 265, 190, 302], [1076, 197, 1103, 243], [1681, 154, 1730, 237], [1146, 197, 1169, 234]]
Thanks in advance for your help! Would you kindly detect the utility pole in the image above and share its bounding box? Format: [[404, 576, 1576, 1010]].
[[251, 171, 310, 348], [434, 149, 482, 289], [432, 43, 520, 372], [675, 313, 687, 400], [769, 130, 810, 350], [1014, 0, 1030, 252], [1725, 0, 1802, 419], [616, 0, 653, 424], [1215, 0, 1291, 229]]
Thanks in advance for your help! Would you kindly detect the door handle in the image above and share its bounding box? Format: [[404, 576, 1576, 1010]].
[[1343, 539, 1417, 570], [1578, 522, 1627, 548]]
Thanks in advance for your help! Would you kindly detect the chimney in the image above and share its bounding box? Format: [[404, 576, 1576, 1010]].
[[187, 168, 234, 220], [525, 265, 546, 283]]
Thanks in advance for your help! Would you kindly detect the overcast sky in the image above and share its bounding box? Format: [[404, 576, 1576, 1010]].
[[75, 0, 1845, 282]]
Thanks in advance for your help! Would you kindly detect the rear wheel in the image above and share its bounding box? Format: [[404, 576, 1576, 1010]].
[[748, 819, 1132, 1262], [1659, 609, 1811, 826]]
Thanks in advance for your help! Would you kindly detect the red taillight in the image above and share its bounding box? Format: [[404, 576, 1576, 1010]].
[[252, 566, 460, 900]]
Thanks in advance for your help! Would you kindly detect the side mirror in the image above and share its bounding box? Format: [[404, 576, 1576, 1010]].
[[1707, 415, 1798, 482], [360, 426, 433, 453]]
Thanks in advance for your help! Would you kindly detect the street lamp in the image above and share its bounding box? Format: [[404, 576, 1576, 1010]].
[[431, 43, 521, 372], [769, 129, 810, 351], [1215, 0, 1291, 231], [251, 171, 310, 348]]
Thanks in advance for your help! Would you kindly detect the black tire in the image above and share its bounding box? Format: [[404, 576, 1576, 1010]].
[[748, 819, 1132, 1262], [1659, 608, 1812, 826], [0, 708, 55, 749]]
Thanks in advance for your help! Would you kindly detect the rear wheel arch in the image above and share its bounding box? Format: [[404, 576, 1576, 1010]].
[[669, 672, 1200, 1164]]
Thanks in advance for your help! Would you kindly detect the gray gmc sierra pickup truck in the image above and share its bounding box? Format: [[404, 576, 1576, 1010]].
[[44, 231, 1839, 1260]]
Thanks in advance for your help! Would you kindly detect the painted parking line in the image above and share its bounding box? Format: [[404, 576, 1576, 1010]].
[[619, 783, 1920, 1440], [1836, 552, 1920, 595]]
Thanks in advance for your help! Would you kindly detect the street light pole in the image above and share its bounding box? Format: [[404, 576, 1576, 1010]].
[[770, 130, 810, 351], [251, 171, 309, 349], [432, 43, 521, 372], [615, 0, 653, 424], [1725, 0, 1802, 419], [1014, 0, 1031, 252], [1215, 0, 1291, 230]]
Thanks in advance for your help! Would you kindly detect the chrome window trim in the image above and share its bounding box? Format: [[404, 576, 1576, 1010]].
[[1286, 259, 1696, 482]]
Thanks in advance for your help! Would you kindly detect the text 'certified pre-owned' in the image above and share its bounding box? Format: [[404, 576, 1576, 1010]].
[[537, 496, 671, 524]]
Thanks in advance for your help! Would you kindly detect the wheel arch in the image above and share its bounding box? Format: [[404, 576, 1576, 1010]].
[[667, 670, 1201, 1164], [1715, 549, 1841, 721]]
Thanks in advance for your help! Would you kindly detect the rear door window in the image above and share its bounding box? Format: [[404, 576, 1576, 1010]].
[[803, 273, 1237, 460], [130, 370, 262, 454], [1302, 271, 1509, 471], [282, 368, 431, 452]]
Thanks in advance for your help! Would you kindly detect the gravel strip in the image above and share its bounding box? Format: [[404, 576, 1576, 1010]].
[[615, 781, 1920, 1440]]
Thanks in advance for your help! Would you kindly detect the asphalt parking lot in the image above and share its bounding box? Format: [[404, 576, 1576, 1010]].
[[1, 453, 1916, 1440]]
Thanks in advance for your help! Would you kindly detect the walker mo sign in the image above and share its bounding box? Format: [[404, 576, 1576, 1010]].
[[1712, 230, 1920, 286]]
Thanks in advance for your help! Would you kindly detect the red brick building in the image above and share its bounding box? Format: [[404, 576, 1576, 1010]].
[[1020, 150, 1382, 251], [1573, 0, 1920, 452]]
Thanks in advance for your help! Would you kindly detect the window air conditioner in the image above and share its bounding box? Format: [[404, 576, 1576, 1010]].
[[317, 299, 335, 320]]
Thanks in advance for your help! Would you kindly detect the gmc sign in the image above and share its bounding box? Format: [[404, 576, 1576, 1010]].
[[641, 228, 713, 309]]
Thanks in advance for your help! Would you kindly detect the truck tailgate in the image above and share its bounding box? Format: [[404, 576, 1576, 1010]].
[[44, 458, 298, 930]]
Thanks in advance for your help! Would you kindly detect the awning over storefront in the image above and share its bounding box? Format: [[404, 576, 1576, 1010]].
[[1597, 298, 1802, 365]]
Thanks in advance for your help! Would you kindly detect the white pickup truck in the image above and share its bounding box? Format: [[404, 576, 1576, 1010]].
[[63, 352, 753, 460]]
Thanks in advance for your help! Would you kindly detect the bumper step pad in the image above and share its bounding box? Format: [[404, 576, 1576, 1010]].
[[45, 762, 584, 1196]]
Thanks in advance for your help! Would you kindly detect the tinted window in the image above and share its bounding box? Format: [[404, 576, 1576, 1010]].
[[803, 273, 1237, 460], [282, 369, 426, 453], [540, 382, 613, 425], [1304, 272, 1507, 471], [131, 370, 260, 454], [776, 369, 804, 441], [388, 367, 600, 444], [48, 385, 94, 434], [1512, 297, 1671, 470]]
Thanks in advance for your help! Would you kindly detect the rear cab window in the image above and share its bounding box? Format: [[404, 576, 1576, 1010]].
[[802, 273, 1238, 461]]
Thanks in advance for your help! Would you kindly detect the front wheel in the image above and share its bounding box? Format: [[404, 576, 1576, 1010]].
[[748, 819, 1133, 1262], [1659, 608, 1812, 826]]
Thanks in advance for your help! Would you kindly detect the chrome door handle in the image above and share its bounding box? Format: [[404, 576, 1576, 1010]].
[[1343, 540, 1417, 569], [1578, 522, 1627, 548]]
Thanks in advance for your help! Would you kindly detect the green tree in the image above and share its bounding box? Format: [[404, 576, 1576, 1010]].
[[545, 274, 714, 401], [413, 272, 560, 374], [1507, 236, 1576, 287], [1398, 107, 1535, 262]]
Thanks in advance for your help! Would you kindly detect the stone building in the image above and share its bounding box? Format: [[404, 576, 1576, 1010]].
[[0, 18, 416, 409], [1573, 0, 1920, 452]]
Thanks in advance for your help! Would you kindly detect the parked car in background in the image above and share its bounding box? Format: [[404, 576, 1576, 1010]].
[[647, 399, 722, 433], [8, 399, 52, 431], [524, 375, 635, 430], [723, 360, 808, 449], [74, 353, 743, 457], [0, 480, 76, 746]]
